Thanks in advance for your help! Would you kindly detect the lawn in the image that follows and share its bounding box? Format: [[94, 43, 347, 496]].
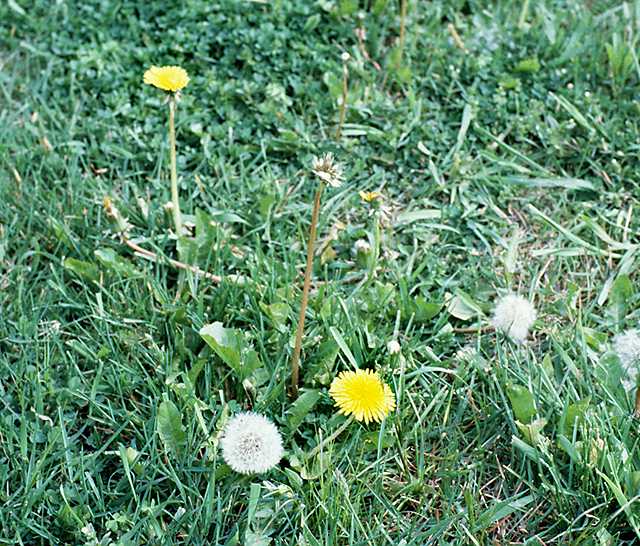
[[2, 0, 640, 544]]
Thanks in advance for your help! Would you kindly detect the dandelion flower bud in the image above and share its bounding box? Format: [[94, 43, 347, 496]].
[[613, 329, 640, 391], [387, 340, 401, 355], [492, 294, 536, 343], [220, 412, 284, 475], [354, 239, 371, 254]]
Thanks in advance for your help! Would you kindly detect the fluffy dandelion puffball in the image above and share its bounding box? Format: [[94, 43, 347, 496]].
[[329, 369, 395, 424], [492, 294, 537, 343], [220, 412, 284, 475], [143, 66, 190, 92], [311, 153, 344, 188], [613, 329, 640, 391]]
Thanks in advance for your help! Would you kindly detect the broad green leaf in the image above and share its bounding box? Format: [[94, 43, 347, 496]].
[[372, 0, 388, 16], [516, 418, 547, 445], [259, 302, 290, 331], [506, 384, 536, 424], [413, 297, 442, 323], [200, 322, 243, 372], [210, 210, 247, 225], [610, 274, 633, 307], [94, 248, 139, 277], [244, 531, 271, 546], [514, 57, 540, 73], [307, 340, 339, 385], [563, 398, 590, 434], [243, 349, 262, 379], [63, 258, 99, 282], [199, 323, 261, 380], [157, 399, 186, 456], [445, 291, 483, 321], [303, 13, 321, 32], [338, 0, 358, 16], [187, 358, 207, 385], [287, 389, 321, 432]]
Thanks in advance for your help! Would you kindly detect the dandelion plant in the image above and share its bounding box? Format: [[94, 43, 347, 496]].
[[290, 153, 343, 397], [143, 65, 190, 236]]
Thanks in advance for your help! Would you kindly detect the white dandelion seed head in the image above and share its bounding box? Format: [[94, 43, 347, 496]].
[[613, 329, 640, 391], [220, 412, 284, 475], [311, 153, 344, 188], [492, 294, 537, 344]]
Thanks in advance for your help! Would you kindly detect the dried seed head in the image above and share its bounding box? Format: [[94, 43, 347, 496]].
[[311, 153, 344, 188]]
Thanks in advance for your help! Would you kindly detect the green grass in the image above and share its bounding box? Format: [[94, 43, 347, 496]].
[[2, 0, 640, 544]]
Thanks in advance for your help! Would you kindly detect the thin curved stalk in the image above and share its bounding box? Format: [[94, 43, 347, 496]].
[[290, 183, 324, 397]]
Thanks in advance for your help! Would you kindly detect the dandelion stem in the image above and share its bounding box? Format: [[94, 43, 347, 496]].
[[634, 388, 640, 417], [307, 416, 354, 460], [168, 96, 183, 236], [399, 0, 408, 56], [368, 210, 381, 281], [335, 60, 349, 140], [290, 183, 324, 398]]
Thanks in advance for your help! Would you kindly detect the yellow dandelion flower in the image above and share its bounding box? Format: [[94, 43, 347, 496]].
[[359, 190, 383, 203], [143, 65, 190, 92], [329, 369, 395, 424]]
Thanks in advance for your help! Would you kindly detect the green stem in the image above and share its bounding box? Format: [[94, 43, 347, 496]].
[[335, 62, 349, 140], [307, 416, 354, 460], [368, 211, 381, 281], [168, 97, 182, 235], [399, 0, 407, 57], [518, 0, 530, 29], [290, 183, 324, 398]]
